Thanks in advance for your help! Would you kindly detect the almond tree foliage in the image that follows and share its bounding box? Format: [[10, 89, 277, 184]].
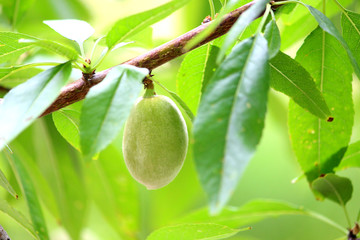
[[0, 0, 359, 239]]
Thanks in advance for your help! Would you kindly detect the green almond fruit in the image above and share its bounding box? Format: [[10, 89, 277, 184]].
[[123, 88, 188, 190]]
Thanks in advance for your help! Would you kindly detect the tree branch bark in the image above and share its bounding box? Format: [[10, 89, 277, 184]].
[[2, 0, 278, 116]]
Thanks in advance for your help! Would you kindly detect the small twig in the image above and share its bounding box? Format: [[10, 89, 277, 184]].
[[35, 0, 280, 116], [0, 224, 11, 240]]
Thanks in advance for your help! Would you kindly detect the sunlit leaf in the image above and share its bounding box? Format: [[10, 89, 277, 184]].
[[44, 19, 95, 48], [106, 0, 189, 49], [312, 174, 353, 205], [0, 199, 39, 240], [270, 51, 331, 120], [341, 10, 360, 68], [217, 0, 269, 63], [289, 27, 353, 182], [0, 168, 17, 199], [337, 141, 360, 170], [80, 65, 148, 159], [52, 102, 82, 151], [0, 68, 42, 88], [0, 65, 43, 83], [147, 223, 246, 240], [305, 5, 360, 79], [31, 39, 79, 60], [176, 43, 219, 115], [0, 32, 36, 63], [33, 119, 88, 239], [0, 62, 72, 151], [194, 34, 269, 214], [177, 199, 347, 233], [264, 20, 280, 59], [4, 151, 49, 240], [87, 145, 139, 239], [2, 0, 35, 27]]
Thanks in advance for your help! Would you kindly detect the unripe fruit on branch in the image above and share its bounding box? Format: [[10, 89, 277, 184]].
[[122, 87, 188, 190]]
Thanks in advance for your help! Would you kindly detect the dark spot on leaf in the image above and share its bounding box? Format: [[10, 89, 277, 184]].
[[319, 174, 326, 178], [327, 117, 334, 122]]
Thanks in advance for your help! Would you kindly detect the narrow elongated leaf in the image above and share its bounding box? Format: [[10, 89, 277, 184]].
[[0, 62, 72, 151], [289, 27, 354, 182], [0, 168, 17, 199], [87, 145, 139, 239], [36, 119, 87, 240], [106, 0, 189, 49], [0, 199, 39, 240], [0, 68, 42, 88], [44, 19, 95, 47], [337, 141, 360, 170], [0, 32, 79, 62], [217, 0, 269, 63], [52, 102, 82, 151], [177, 43, 219, 114], [0, 65, 42, 82], [270, 51, 331, 120], [147, 223, 245, 240], [80, 65, 148, 158], [312, 174, 353, 205], [4, 151, 49, 240], [341, 10, 360, 68], [264, 20, 281, 59], [154, 80, 194, 121], [177, 199, 347, 233], [3, 0, 35, 27], [0, 32, 36, 63], [194, 34, 269, 214], [305, 5, 360, 79], [31, 39, 79, 60]]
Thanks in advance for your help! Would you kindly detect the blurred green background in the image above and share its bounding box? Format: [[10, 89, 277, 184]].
[[0, 0, 359, 239]]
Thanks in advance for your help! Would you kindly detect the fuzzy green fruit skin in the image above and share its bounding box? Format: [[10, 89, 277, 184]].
[[123, 95, 188, 190]]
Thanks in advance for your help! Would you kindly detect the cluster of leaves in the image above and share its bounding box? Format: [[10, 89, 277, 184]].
[[0, 0, 359, 239]]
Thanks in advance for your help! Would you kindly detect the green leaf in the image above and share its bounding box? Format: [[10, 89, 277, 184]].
[[0, 65, 42, 83], [177, 199, 347, 234], [289, 27, 354, 182], [0, 32, 36, 63], [36, 118, 87, 240], [154, 80, 194, 121], [106, 0, 189, 49], [264, 20, 280, 59], [44, 19, 95, 48], [2, 0, 35, 27], [0, 199, 39, 240], [0, 62, 72, 151], [31, 39, 79, 60], [193, 34, 269, 214], [52, 102, 82, 151], [80, 65, 148, 158], [305, 4, 360, 79], [0, 167, 17, 199], [0, 32, 79, 63], [87, 145, 139, 239], [269, 51, 331, 120], [341, 10, 360, 69], [4, 151, 49, 240], [217, 0, 269, 63], [0, 68, 43, 88], [176, 43, 219, 114], [147, 223, 245, 240], [336, 141, 360, 170], [312, 174, 353, 205]]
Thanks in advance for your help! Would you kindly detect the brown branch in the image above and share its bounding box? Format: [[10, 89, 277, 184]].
[[0, 1, 277, 115]]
